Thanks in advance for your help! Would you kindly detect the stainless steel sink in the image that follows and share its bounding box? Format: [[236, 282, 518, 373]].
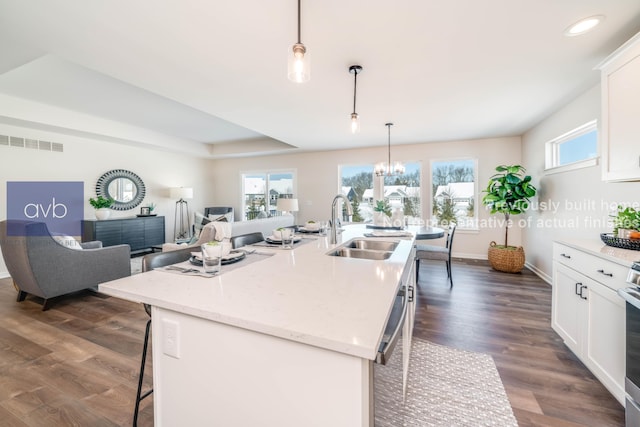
[[345, 239, 399, 251], [327, 238, 400, 260], [328, 248, 393, 260]]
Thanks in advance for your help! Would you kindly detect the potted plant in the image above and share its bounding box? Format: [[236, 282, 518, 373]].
[[482, 165, 537, 273], [89, 195, 114, 220], [373, 199, 392, 227], [611, 205, 640, 238]]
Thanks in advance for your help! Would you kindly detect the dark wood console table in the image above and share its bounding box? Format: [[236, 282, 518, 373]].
[[82, 216, 165, 254]]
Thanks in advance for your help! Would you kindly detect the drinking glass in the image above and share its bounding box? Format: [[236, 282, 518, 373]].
[[281, 228, 294, 249], [318, 221, 328, 236], [201, 243, 222, 274]]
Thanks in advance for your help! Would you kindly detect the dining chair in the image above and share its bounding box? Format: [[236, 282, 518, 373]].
[[415, 224, 456, 288], [134, 247, 193, 426], [231, 232, 265, 249]]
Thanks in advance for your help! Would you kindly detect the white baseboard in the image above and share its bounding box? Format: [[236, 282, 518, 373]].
[[525, 262, 552, 285], [451, 252, 487, 260], [0, 271, 10, 279]]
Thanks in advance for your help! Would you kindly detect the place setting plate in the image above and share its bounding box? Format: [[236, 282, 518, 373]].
[[297, 227, 320, 233], [265, 235, 303, 245], [189, 250, 247, 266]]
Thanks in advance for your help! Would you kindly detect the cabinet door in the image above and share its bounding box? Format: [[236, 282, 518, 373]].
[[586, 281, 626, 404], [94, 221, 122, 247], [601, 33, 640, 181], [552, 263, 585, 355], [144, 216, 165, 246], [122, 219, 145, 251]]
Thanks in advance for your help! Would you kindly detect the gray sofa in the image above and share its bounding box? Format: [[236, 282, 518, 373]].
[[0, 220, 131, 310], [230, 216, 295, 238]]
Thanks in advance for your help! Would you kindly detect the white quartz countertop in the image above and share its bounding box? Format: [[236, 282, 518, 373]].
[[99, 225, 415, 360], [556, 237, 640, 267]]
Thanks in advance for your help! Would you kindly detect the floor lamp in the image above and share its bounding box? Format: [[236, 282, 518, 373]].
[[170, 187, 193, 241]]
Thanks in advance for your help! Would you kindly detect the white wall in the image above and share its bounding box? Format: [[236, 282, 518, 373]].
[[0, 123, 212, 277], [210, 136, 522, 259], [1, 122, 523, 278], [522, 84, 640, 282]]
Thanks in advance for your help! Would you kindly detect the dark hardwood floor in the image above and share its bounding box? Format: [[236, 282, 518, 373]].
[[0, 258, 625, 426], [414, 258, 625, 427]]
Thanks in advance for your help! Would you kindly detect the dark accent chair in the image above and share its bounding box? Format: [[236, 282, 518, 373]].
[[0, 220, 131, 310], [204, 206, 234, 222], [231, 232, 265, 249], [415, 224, 456, 288], [134, 247, 194, 427]]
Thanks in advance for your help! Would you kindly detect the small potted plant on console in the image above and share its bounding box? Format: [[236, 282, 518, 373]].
[[89, 195, 114, 220]]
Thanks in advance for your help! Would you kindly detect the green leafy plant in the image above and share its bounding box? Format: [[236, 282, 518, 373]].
[[350, 199, 364, 222], [611, 205, 640, 234], [438, 197, 458, 226], [374, 199, 391, 216], [89, 195, 114, 209], [147, 202, 156, 212], [466, 198, 474, 217], [482, 165, 537, 248]]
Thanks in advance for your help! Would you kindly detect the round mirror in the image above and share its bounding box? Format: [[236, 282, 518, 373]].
[[96, 169, 146, 211]]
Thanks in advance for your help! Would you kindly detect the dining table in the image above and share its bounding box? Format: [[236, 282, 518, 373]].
[[409, 225, 445, 240]]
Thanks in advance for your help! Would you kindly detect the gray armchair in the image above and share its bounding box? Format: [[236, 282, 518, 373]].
[[0, 220, 131, 310]]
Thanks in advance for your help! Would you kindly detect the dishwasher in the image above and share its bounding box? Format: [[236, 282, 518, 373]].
[[373, 283, 410, 427]]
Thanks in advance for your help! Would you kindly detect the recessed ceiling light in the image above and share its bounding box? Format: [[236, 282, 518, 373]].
[[564, 15, 605, 37]]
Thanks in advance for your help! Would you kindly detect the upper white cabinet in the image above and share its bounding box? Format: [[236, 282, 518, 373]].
[[598, 31, 640, 182]]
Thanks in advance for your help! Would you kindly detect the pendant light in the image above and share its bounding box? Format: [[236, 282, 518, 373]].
[[349, 65, 362, 133], [375, 123, 405, 177], [288, 0, 310, 83]]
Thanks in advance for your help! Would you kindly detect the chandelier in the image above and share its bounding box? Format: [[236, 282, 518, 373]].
[[375, 123, 405, 177]]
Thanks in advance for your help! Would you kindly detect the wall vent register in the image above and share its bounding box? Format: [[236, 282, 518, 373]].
[[0, 134, 63, 152]]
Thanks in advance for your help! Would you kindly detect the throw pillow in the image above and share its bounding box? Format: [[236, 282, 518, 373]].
[[207, 214, 228, 223], [52, 235, 83, 250]]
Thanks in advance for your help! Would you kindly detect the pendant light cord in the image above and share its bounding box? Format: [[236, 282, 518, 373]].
[[387, 123, 392, 173], [352, 70, 358, 114], [297, 0, 301, 44]]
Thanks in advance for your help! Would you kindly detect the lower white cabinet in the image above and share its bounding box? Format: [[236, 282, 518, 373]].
[[552, 243, 626, 404]]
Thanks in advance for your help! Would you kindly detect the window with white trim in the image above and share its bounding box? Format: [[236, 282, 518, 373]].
[[241, 171, 295, 220], [431, 158, 477, 229], [339, 163, 422, 224], [545, 120, 598, 172]]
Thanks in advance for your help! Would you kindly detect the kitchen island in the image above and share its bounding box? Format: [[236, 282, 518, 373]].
[[99, 225, 416, 426]]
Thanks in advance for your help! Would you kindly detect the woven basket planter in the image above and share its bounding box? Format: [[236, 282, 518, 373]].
[[487, 241, 525, 273]]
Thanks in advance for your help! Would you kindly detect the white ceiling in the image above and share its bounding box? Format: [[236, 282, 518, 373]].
[[0, 0, 639, 158]]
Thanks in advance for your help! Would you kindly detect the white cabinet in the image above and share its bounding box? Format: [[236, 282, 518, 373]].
[[402, 246, 416, 396], [552, 263, 584, 355], [599, 31, 640, 182], [552, 242, 626, 404]]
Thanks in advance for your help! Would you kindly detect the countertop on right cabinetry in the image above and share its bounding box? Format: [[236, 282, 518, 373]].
[[557, 237, 640, 268]]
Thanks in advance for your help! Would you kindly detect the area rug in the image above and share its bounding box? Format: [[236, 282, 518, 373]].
[[375, 338, 518, 427]]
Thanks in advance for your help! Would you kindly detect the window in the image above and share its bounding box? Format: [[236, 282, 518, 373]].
[[382, 162, 422, 224], [340, 164, 374, 223], [431, 159, 477, 228], [242, 171, 295, 220], [340, 163, 422, 224], [545, 120, 598, 172]]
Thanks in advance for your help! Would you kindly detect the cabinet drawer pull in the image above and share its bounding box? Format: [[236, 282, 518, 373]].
[[560, 253, 571, 259], [579, 285, 588, 300], [575, 282, 582, 295], [597, 269, 613, 277]]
